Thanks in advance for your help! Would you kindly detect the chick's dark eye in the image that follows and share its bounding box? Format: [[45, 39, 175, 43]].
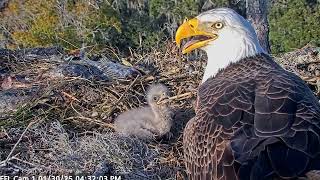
[[153, 96, 158, 101], [213, 22, 224, 29]]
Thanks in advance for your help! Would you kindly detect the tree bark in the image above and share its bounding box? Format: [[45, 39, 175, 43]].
[[246, 0, 271, 54], [0, 0, 8, 11]]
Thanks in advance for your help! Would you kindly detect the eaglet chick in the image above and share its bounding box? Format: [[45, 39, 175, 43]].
[[114, 84, 172, 140]]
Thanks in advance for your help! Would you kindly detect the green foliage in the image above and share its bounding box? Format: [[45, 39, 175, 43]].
[[121, 12, 163, 48], [0, 0, 173, 51], [0, 0, 319, 53], [1, 0, 124, 50], [173, 0, 199, 20], [149, 0, 198, 20], [269, 0, 320, 53], [3, 0, 58, 47]]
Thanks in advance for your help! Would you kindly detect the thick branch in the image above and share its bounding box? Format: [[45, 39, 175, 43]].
[[246, 0, 271, 54]]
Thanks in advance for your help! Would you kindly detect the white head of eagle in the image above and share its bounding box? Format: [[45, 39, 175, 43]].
[[175, 8, 265, 83]]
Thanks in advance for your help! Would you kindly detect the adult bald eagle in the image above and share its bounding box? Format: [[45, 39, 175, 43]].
[[175, 8, 320, 180]]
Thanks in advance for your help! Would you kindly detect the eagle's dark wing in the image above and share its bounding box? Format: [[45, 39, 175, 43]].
[[183, 54, 320, 180]]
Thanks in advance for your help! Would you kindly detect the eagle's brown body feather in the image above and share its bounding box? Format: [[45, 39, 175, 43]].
[[184, 54, 320, 179]]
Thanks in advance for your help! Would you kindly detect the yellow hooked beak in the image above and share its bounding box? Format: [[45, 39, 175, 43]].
[[175, 18, 218, 54]]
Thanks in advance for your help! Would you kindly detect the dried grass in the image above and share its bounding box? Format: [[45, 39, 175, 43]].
[[0, 42, 205, 178]]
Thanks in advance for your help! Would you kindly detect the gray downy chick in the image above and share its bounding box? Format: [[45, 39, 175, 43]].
[[114, 84, 172, 140]]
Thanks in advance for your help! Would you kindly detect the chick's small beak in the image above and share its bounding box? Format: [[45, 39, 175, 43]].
[[157, 95, 170, 105], [175, 18, 217, 54]]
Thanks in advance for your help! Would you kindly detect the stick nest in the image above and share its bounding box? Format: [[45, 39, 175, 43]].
[[0, 42, 205, 178]]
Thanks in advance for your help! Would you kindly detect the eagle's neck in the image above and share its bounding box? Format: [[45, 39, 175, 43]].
[[150, 105, 172, 135], [201, 33, 265, 83]]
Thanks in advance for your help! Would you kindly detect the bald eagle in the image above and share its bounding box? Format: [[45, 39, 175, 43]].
[[175, 8, 320, 180]]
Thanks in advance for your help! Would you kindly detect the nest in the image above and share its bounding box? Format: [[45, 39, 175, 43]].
[[0, 42, 205, 178]]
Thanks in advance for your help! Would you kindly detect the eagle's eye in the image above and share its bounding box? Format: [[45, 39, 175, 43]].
[[153, 96, 159, 101], [213, 22, 224, 29], [183, 17, 188, 23]]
